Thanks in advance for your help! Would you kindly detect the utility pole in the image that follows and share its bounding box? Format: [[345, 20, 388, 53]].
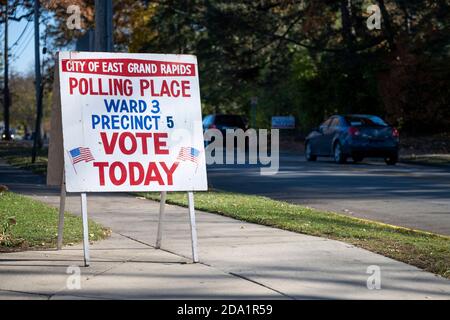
[[32, 0, 42, 163], [94, 0, 113, 52], [250, 97, 258, 128], [3, 1, 10, 141]]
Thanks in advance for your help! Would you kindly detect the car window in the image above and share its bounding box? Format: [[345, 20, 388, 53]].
[[345, 116, 388, 127], [215, 115, 245, 127], [321, 118, 332, 128], [330, 118, 340, 127], [202, 115, 213, 127]]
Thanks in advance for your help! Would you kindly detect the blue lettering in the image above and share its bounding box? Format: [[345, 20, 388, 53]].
[[104, 99, 120, 113], [111, 115, 119, 129], [129, 100, 137, 113], [92, 115, 100, 129], [121, 115, 129, 130], [139, 100, 147, 113], [101, 115, 111, 129]]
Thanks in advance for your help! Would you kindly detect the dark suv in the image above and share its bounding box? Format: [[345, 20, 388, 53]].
[[202, 114, 247, 134], [203, 114, 248, 148]]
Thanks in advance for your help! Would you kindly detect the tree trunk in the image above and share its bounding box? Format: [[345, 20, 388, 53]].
[[340, 0, 357, 113], [377, 0, 395, 49]]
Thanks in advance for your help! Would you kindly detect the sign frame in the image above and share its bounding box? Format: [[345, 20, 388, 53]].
[[49, 52, 206, 265]]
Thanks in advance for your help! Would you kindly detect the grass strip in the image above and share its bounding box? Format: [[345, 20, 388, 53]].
[[0, 191, 110, 251]]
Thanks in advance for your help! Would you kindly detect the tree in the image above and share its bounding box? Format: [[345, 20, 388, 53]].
[[9, 72, 36, 135], [41, 0, 450, 134]]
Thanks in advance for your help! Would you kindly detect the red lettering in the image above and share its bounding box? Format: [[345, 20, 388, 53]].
[[160, 162, 179, 185], [119, 132, 137, 155], [100, 132, 118, 154], [69, 77, 78, 95], [93, 161, 178, 186], [129, 162, 145, 185], [170, 81, 180, 97], [140, 79, 150, 96], [135, 133, 152, 154], [144, 162, 164, 185], [150, 80, 159, 97], [160, 80, 170, 96], [93, 162, 109, 186], [98, 77, 109, 95], [109, 162, 127, 185], [89, 78, 98, 95], [181, 80, 191, 97], [154, 133, 169, 154]]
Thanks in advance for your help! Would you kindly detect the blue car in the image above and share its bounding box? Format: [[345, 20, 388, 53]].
[[305, 114, 399, 165]]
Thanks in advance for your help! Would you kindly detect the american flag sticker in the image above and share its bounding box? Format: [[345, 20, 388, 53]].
[[177, 147, 200, 164], [69, 147, 95, 165]]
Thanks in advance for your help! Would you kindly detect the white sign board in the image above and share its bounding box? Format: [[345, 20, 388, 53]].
[[59, 52, 207, 192], [271, 116, 295, 129]]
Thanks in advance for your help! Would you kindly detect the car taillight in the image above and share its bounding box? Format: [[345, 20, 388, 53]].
[[348, 126, 360, 136], [392, 127, 399, 138]]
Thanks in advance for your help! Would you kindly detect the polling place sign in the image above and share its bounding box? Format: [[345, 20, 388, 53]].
[[58, 52, 207, 192]]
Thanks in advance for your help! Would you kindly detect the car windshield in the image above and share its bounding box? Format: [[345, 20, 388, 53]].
[[215, 115, 245, 127], [344, 115, 388, 127], [202, 115, 213, 126]]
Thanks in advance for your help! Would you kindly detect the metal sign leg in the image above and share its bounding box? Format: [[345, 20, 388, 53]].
[[80, 193, 90, 267], [57, 174, 66, 250], [155, 191, 167, 249], [187, 192, 199, 263]]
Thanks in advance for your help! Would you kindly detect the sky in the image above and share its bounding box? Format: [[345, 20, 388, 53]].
[[4, 8, 47, 75]]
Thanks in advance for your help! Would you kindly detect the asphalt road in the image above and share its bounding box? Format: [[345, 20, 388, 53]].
[[207, 152, 450, 235]]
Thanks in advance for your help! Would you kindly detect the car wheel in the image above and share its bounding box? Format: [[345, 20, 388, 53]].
[[352, 156, 364, 163], [305, 143, 317, 161], [334, 142, 347, 164], [385, 154, 398, 165]]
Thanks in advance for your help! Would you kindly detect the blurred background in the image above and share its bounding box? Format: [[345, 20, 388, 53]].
[[0, 0, 449, 154]]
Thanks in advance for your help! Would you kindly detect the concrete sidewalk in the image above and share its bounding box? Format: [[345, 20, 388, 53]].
[[0, 160, 449, 299]]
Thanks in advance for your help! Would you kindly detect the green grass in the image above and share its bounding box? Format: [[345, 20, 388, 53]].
[[402, 154, 450, 166], [0, 141, 48, 174], [142, 191, 450, 279], [0, 191, 110, 251]]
